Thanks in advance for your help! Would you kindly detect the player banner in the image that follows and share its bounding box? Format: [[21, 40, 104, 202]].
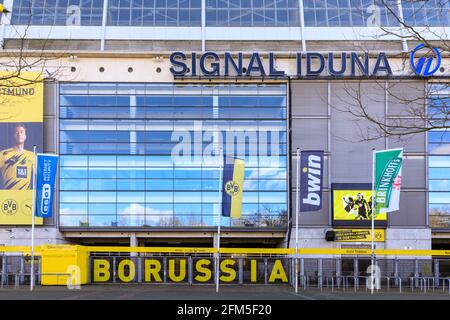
[[0, 72, 43, 225], [35, 154, 59, 218], [374, 148, 403, 214], [332, 183, 387, 227], [222, 156, 245, 218]]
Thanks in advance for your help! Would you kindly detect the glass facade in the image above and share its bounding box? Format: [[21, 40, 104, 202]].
[[9, 0, 450, 27], [403, 0, 450, 27], [206, 0, 299, 26], [11, 0, 103, 26], [303, 0, 399, 26], [107, 0, 202, 26], [59, 83, 288, 229], [428, 84, 450, 229]]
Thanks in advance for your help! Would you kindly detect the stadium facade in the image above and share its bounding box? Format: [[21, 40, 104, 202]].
[[0, 0, 449, 254]]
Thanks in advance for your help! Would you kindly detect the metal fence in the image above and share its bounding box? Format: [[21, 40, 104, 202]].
[[3, 253, 450, 293]]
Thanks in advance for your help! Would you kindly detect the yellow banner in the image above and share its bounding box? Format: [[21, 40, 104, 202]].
[[230, 158, 245, 218], [0, 72, 43, 225], [334, 229, 385, 242], [333, 189, 387, 221]]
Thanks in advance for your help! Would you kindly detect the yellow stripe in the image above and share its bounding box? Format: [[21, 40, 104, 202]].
[[230, 159, 245, 218], [1, 246, 450, 256]]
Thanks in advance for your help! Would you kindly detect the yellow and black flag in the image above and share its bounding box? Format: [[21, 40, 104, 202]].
[[222, 156, 245, 218]]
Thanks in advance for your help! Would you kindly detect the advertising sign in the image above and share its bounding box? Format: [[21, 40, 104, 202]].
[[333, 229, 385, 242], [0, 72, 43, 225], [222, 157, 245, 218], [91, 257, 290, 284], [374, 148, 403, 214], [35, 154, 59, 218], [300, 150, 324, 212], [332, 183, 387, 227]]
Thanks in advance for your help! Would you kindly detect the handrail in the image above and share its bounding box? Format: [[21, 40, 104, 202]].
[[0, 245, 450, 256]]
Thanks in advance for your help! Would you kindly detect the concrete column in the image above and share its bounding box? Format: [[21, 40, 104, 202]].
[[163, 257, 167, 283], [336, 258, 341, 287], [300, 258, 305, 287], [213, 233, 219, 249], [201, 0, 206, 51], [264, 258, 268, 285], [414, 258, 419, 288], [137, 256, 142, 283], [434, 259, 439, 288], [394, 258, 399, 287], [238, 258, 243, 285], [87, 256, 91, 284], [298, 0, 306, 51], [100, 0, 109, 51], [20, 256, 24, 284], [318, 259, 323, 288], [112, 257, 116, 284], [188, 257, 193, 285], [1, 255, 6, 286], [130, 233, 138, 257]]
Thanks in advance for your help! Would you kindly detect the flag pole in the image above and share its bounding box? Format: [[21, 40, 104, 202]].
[[30, 145, 37, 291], [295, 148, 300, 293], [216, 147, 223, 294], [371, 148, 376, 295]]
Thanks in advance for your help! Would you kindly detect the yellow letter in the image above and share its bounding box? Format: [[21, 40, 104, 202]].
[[93, 259, 110, 282], [195, 259, 212, 282], [250, 259, 257, 282], [220, 259, 236, 282], [118, 259, 135, 282], [269, 260, 288, 283], [145, 259, 162, 282], [168, 259, 187, 282]]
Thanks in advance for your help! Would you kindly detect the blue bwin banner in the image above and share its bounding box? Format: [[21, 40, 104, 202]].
[[35, 154, 59, 218], [300, 150, 324, 212]]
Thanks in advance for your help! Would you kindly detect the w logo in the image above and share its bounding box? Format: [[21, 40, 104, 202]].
[[410, 44, 442, 76]]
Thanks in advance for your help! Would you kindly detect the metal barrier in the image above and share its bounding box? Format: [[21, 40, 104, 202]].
[[2, 250, 450, 294]]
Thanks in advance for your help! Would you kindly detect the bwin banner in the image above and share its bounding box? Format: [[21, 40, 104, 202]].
[[300, 151, 324, 212]]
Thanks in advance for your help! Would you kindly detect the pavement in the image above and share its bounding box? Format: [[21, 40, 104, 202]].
[[0, 284, 450, 300]]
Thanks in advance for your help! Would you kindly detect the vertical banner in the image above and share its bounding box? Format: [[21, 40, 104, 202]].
[[35, 154, 59, 218], [0, 72, 43, 225], [300, 150, 324, 212], [222, 156, 245, 218], [374, 148, 404, 214]]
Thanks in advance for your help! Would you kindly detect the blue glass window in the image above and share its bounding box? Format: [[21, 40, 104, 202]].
[[12, 0, 104, 25], [59, 83, 287, 228], [108, 0, 201, 25], [206, 0, 299, 26], [428, 84, 450, 229]]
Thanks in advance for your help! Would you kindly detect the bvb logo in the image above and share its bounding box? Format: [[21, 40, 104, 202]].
[[225, 180, 240, 197], [375, 232, 383, 241], [2, 199, 18, 215]]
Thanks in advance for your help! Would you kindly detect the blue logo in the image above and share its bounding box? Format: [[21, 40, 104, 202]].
[[410, 44, 441, 76]]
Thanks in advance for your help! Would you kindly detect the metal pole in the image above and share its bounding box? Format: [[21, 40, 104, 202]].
[[30, 145, 37, 291], [371, 148, 376, 295], [216, 147, 223, 294], [295, 148, 300, 293]]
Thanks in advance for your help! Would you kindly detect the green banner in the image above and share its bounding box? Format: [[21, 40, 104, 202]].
[[374, 149, 403, 214]]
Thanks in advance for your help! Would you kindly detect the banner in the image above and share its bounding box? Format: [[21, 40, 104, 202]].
[[333, 229, 385, 242], [0, 72, 43, 225], [374, 148, 403, 214], [35, 154, 59, 218], [222, 156, 245, 218], [300, 150, 324, 212], [332, 183, 387, 227]]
